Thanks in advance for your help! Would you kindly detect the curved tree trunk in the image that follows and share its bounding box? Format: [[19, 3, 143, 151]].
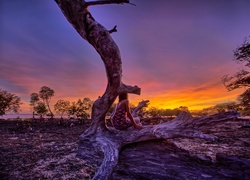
[[55, 0, 140, 134], [55, 1, 241, 179]]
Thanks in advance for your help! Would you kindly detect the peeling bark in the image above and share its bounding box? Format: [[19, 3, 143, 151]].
[[55, 1, 242, 179]]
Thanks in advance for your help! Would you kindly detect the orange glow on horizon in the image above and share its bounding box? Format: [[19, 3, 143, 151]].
[[17, 82, 245, 114], [130, 84, 245, 111]]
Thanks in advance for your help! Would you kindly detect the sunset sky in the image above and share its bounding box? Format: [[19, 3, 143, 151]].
[[0, 0, 250, 113]]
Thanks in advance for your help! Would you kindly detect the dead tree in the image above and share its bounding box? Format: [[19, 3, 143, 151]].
[[55, 1, 240, 179]]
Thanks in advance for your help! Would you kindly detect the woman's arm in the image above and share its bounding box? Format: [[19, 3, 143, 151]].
[[125, 100, 143, 129]]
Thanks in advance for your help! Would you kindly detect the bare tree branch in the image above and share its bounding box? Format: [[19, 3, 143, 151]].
[[109, 25, 117, 34], [222, 36, 250, 91], [131, 100, 149, 117], [85, 0, 130, 7]]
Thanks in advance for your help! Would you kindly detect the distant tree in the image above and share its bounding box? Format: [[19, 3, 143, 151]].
[[199, 102, 238, 116], [39, 86, 55, 119], [54, 99, 70, 119], [214, 103, 227, 113], [237, 88, 250, 107], [75, 98, 93, 119], [190, 110, 208, 117], [145, 107, 160, 117], [68, 102, 77, 118], [201, 106, 218, 116], [222, 36, 250, 91], [234, 37, 250, 64], [143, 106, 186, 118], [157, 108, 169, 117], [67, 98, 93, 119], [30, 93, 39, 119], [172, 108, 182, 116], [179, 106, 189, 112], [164, 108, 177, 117], [0, 89, 22, 116], [237, 88, 250, 115], [34, 102, 48, 119]]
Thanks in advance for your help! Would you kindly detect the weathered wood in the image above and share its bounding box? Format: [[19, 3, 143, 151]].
[[131, 100, 149, 117], [55, 1, 242, 179], [85, 0, 129, 7], [55, 0, 140, 135], [77, 111, 240, 179]]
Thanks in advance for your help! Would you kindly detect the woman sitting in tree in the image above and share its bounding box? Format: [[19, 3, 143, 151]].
[[111, 93, 143, 130]]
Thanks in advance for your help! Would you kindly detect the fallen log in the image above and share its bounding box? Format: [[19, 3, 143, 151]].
[[77, 111, 240, 179]]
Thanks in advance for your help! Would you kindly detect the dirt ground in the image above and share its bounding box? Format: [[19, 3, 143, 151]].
[[174, 118, 250, 161], [0, 119, 97, 180], [0, 117, 250, 179]]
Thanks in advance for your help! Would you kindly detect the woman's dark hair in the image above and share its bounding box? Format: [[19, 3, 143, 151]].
[[119, 93, 128, 102]]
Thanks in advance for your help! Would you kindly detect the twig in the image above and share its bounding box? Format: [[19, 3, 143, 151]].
[[109, 26, 117, 34], [85, 0, 130, 7]]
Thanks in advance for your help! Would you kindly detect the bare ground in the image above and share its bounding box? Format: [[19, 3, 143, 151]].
[[0, 119, 97, 180], [0, 117, 250, 179]]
